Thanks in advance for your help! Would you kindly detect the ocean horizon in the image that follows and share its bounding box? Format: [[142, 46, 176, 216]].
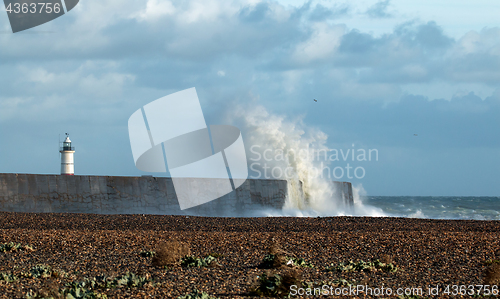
[[364, 196, 500, 220]]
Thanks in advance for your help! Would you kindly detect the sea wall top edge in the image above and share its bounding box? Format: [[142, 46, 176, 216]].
[[0, 173, 351, 184]]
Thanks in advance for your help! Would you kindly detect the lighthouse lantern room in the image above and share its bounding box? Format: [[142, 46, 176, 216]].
[[60, 133, 75, 175]]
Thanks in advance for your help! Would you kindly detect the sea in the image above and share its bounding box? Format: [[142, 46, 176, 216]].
[[364, 196, 500, 220]]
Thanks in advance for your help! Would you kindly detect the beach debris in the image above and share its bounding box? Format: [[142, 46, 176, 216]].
[[69, 272, 152, 289], [105, 272, 152, 288], [484, 259, 500, 265], [27, 272, 152, 299], [286, 256, 314, 268], [0, 272, 17, 283], [326, 259, 397, 273], [181, 255, 219, 268], [259, 237, 287, 268], [484, 262, 500, 285], [139, 250, 156, 258], [380, 254, 394, 265], [249, 270, 300, 297], [261, 254, 314, 269], [152, 240, 190, 267], [24, 264, 53, 279], [260, 253, 281, 269], [60, 280, 108, 299], [259, 237, 313, 269], [0, 242, 34, 252], [21, 265, 67, 280]]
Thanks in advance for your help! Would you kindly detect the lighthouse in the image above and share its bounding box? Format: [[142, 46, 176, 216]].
[[60, 134, 75, 175]]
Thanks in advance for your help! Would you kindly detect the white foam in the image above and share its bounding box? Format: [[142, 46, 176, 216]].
[[229, 104, 386, 217], [408, 209, 426, 218]]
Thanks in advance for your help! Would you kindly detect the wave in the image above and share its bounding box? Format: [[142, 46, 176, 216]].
[[228, 103, 385, 217]]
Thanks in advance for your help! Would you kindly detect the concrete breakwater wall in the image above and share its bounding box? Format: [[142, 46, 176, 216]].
[[0, 173, 353, 216]]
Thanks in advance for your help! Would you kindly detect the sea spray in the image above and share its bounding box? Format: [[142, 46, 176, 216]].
[[351, 184, 386, 217], [228, 103, 381, 216], [228, 104, 332, 209], [353, 183, 366, 206]]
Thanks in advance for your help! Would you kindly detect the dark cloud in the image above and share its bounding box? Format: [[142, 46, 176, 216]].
[[238, 2, 271, 22], [366, 0, 392, 19], [338, 30, 376, 53], [328, 22, 500, 85], [309, 3, 350, 22], [393, 21, 453, 49], [414, 21, 453, 49], [302, 90, 500, 150]]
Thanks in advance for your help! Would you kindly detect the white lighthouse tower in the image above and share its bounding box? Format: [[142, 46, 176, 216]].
[[60, 133, 75, 175]]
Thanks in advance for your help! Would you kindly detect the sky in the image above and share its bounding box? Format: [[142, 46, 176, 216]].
[[0, 0, 499, 196]]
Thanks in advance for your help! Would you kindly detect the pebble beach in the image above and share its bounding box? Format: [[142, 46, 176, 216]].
[[0, 212, 499, 298]]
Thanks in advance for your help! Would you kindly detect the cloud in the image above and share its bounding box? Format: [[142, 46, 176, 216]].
[[239, 2, 271, 22], [0, 62, 135, 122], [0, 0, 495, 89], [292, 23, 345, 64], [308, 3, 350, 22], [366, 0, 392, 19], [1, 2, 498, 107], [414, 21, 453, 49], [134, 0, 176, 21]]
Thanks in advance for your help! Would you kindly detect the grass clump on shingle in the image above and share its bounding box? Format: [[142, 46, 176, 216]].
[[326, 259, 397, 273], [74, 272, 152, 289], [484, 259, 500, 266], [249, 270, 300, 298], [0, 242, 34, 252], [22, 264, 53, 279], [181, 255, 218, 268], [139, 250, 156, 258], [0, 272, 17, 283], [25, 272, 152, 299], [258, 237, 313, 269]]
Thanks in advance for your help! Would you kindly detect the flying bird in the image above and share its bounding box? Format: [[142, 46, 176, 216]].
[[313, 99, 317, 102], [413, 134, 418, 136]]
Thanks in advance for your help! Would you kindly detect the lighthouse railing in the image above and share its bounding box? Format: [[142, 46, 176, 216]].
[[60, 146, 75, 151]]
